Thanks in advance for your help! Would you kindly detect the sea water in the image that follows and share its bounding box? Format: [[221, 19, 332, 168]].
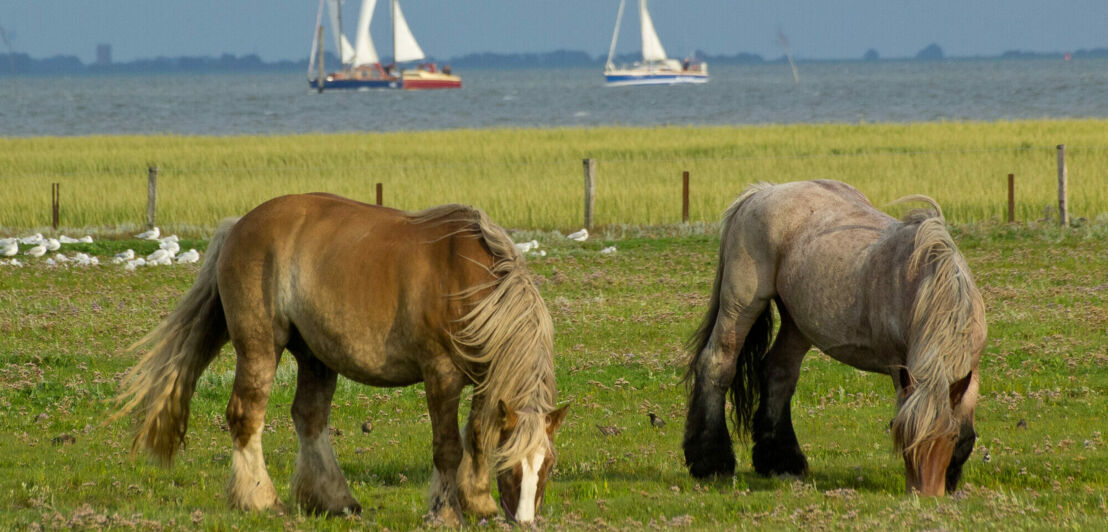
[[2, 58, 1107, 137]]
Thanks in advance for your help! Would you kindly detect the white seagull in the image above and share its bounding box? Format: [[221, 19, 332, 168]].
[[146, 248, 172, 265], [125, 258, 146, 271], [58, 235, 80, 244], [44, 238, 61, 251], [73, 253, 97, 266], [19, 233, 44, 245], [566, 228, 589, 242], [54, 253, 70, 263], [78, 235, 94, 243], [514, 239, 540, 254], [1, 239, 17, 257], [176, 249, 201, 264], [600, 246, 617, 254], [135, 227, 160, 240], [25, 244, 47, 257], [159, 240, 180, 255], [113, 249, 135, 264]]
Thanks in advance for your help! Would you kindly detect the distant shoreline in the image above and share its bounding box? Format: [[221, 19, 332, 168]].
[[2, 47, 1107, 76]]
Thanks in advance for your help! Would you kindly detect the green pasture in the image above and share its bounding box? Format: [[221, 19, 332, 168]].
[[2, 222, 1106, 530], [3, 120, 1108, 232]]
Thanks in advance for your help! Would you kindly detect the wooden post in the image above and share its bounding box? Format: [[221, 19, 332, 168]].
[[146, 166, 158, 230], [1057, 144, 1068, 226], [51, 183, 60, 230], [1007, 173, 1015, 223], [682, 171, 690, 223], [316, 25, 325, 93], [376, 183, 383, 206], [583, 158, 596, 230]]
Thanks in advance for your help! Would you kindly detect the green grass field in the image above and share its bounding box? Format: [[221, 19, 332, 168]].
[[1, 220, 1106, 530], [3, 120, 1108, 232]]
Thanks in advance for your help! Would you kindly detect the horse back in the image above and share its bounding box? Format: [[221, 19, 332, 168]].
[[728, 181, 918, 373], [216, 194, 500, 385]]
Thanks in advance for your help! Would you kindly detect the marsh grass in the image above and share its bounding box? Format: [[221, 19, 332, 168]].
[[1, 221, 1106, 530], [4, 120, 1108, 234]]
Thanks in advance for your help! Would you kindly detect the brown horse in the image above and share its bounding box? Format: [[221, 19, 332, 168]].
[[683, 180, 985, 496], [111, 193, 568, 525]]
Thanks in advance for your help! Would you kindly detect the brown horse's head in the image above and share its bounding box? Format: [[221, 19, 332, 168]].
[[494, 401, 569, 524], [895, 367, 979, 495]]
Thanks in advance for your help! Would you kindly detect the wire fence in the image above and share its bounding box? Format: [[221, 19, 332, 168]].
[[4, 144, 1108, 233]]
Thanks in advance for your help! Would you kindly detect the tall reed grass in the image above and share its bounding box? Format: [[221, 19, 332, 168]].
[[2, 120, 1107, 233]]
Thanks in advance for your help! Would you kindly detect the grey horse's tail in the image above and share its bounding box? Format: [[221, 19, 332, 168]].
[[685, 183, 775, 438]]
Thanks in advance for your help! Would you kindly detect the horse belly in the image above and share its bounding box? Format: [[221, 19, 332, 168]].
[[776, 239, 900, 376], [289, 307, 428, 387]]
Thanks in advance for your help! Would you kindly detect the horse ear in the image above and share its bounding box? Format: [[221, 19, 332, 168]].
[[545, 403, 570, 436], [949, 370, 973, 406], [897, 368, 915, 402], [498, 400, 519, 431]]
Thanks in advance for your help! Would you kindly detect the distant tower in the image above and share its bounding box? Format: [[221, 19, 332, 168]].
[[96, 44, 112, 65]]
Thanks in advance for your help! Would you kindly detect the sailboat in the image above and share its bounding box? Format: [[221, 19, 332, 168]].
[[308, 0, 460, 91], [603, 0, 707, 87]]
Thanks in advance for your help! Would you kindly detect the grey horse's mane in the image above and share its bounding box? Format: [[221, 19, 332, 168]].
[[891, 200, 985, 462], [408, 205, 557, 472]]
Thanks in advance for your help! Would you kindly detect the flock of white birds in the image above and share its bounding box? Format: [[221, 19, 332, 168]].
[[3, 226, 597, 269], [0, 227, 201, 270], [512, 228, 615, 257]]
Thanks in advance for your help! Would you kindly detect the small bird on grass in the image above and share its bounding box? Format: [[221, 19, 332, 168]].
[[566, 228, 588, 242], [1016, 419, 1027, 429], [135, 227, 160, 240], [648, 412, 666, 429], [596, 424, 621, 436], [361, 421, 374, 434], [25, 244, 46, 257]]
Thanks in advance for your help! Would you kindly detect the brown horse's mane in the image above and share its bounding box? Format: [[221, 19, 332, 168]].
[[408, 205, 557, 472], [892, 204, 986, 463]]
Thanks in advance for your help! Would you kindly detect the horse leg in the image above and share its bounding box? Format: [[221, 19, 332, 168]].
[[751, 308, 811, 477], [684, 297, 773, 479], [423, 366, 466, 526], [457, 394, 498, 517], [289, 346, 360, 515], [225, 335, 283, 511]]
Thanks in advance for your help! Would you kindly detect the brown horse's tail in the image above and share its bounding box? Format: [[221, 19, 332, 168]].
[[108, 217, 238, 465]]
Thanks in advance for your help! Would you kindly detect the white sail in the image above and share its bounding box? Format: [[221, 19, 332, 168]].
[[605, 0, 626, 69], [392, 0, 426, 63], [308, 0, 325, 78], [327, 0, 356, 64], [639, 0, 668, 63], [340, 34, 355, 64], [352, 0, 379, 66]]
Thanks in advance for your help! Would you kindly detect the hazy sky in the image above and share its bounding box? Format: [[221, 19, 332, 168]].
[[1, 1, 1106, 63]]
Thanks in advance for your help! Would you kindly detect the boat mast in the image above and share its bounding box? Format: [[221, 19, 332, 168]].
[[606, 0, 626, 70], [391, 0, 397, 71]]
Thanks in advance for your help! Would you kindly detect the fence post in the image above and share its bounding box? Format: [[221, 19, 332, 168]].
[[376, 183, 383, 206], [1057, 144, 1068, 227], [583, 158, 596, 229], [146, 166, 158, 229], [1007, 173, 1015, 223], [51, 183, 60, 230], [682, 171, 690, 223]]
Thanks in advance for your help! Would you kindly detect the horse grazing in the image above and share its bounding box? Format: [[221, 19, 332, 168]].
[[683, 180, 985, 496], [111, 193, 568, 525]]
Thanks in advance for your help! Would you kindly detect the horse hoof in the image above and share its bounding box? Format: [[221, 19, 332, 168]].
[[752, 441, 809, 477], [686, 449, 736, 479]]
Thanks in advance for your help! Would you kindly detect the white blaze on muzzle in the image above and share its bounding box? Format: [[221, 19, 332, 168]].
[[515, 449, 545, 523]]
